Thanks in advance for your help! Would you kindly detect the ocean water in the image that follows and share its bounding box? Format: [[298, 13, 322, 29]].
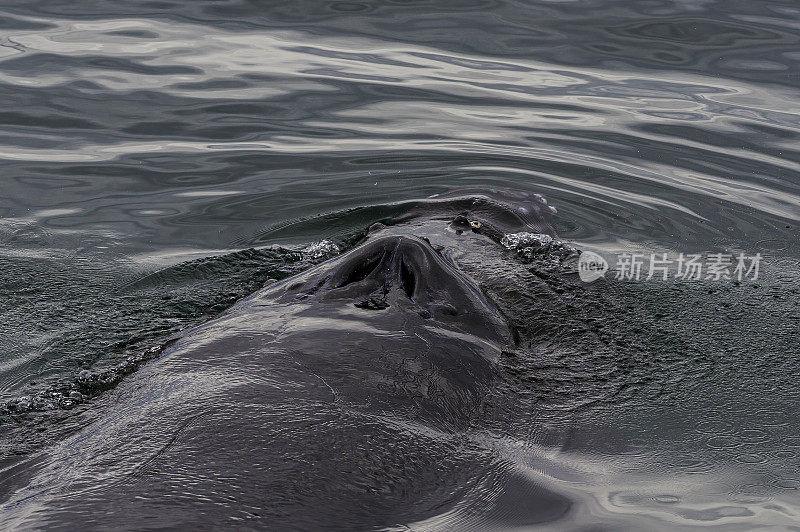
[[1, 0, 799, 529]]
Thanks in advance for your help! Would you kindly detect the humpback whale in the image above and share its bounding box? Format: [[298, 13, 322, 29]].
[[0, 190, 580, 530]]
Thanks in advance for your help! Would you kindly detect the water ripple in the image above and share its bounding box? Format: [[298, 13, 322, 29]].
[[1, 0, 800, 528]]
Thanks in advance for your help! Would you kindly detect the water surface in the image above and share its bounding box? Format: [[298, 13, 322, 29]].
[[1, 1, 799, 529]]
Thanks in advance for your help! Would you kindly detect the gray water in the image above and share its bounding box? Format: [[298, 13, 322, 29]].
[[1, 0, 800, 529]]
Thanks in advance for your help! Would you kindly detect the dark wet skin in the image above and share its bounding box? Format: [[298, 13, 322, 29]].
[[3, 189, 799, 530], [0, 191, 573, 530]]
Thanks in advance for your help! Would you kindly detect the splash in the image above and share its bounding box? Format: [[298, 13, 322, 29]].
[[302, 239, 340, 260], [501, 232, 579, 261]]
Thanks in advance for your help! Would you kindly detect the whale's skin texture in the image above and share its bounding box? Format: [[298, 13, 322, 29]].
[[0, 195, 575, 531], [5, 190, 793, 530]]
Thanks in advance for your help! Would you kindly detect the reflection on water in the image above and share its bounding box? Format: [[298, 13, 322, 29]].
[[1, 2, 799, 252], [0, 0, 799, 529]]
